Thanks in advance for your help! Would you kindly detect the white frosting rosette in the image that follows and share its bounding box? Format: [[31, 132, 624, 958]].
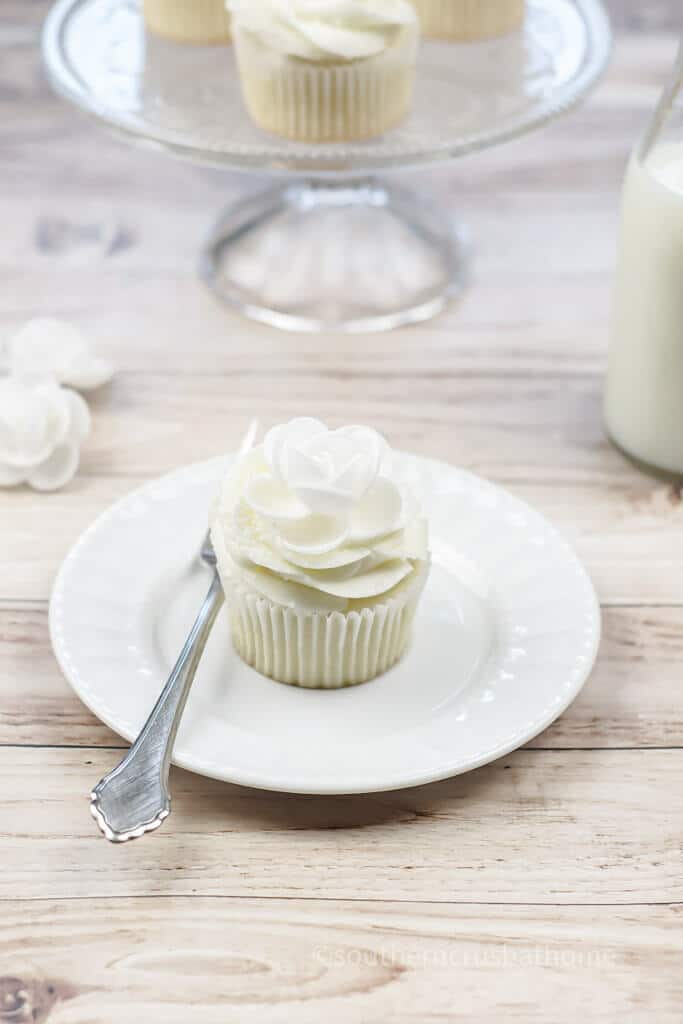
[[227, 0, 417, 60], [211, 417, 429, 688]]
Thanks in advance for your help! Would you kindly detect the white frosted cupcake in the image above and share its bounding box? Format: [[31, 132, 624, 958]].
[[410, 0, 524, 39], [211, 418, 430, 688], [227, 0, 419, 142], [143, 0, 231, 43]]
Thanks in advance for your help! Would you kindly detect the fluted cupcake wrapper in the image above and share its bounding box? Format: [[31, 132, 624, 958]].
[[143, 0, 231, 43], [221, 566, 428, 689], [410, 0, 524, 39], [232, 26, 418, 143]]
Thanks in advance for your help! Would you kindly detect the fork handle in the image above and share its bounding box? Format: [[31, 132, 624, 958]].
[[90, 572, 224, 842]]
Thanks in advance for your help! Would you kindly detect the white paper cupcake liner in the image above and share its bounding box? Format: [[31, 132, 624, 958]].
[[222, 566, 428, 689], [232, 25, 418, 142], [143, 0, 231, 43], [409, 0, 524, 39]]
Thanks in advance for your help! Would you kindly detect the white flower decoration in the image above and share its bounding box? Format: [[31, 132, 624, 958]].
[[244, 417, 404, 555], [5, 318, 113, 391], [0, 375, 91, 491]]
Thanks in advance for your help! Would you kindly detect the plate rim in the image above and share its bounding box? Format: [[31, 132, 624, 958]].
[[49, 454, 601, 794]]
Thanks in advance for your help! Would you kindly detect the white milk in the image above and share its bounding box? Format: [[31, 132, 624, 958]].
[[605, 143, 683, 475]]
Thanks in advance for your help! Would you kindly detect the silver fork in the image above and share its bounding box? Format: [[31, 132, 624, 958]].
[[90, 531, 224, 842]]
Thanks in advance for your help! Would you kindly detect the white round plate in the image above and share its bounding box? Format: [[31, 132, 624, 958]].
[[50, 454, 600, 794]]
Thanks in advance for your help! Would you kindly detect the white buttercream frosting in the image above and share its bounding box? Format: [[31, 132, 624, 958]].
[[226, 0, 417, 61], [211, 417, 429, 612]]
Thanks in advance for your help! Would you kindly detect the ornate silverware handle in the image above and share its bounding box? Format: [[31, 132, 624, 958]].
[[90, 571, 224, 842]]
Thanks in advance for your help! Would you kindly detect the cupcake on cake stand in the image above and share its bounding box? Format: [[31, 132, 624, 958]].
[[42, 0, 611, 333]]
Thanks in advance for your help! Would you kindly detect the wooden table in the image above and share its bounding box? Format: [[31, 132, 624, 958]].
[[2, 2, 682, 1019]]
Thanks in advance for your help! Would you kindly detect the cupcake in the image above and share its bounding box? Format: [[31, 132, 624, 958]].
[[211, 418, 430, 688], [410, 0, 524, 40], [143, 0, 231, 43], [227, 0, 419, 142]]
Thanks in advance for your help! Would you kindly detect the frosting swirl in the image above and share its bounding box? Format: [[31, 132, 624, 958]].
[[212, 417, 429, 612], [226, 0, 417, 61]]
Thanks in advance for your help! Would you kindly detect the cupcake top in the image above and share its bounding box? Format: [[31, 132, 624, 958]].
[[211, 417, 429, 612], [226, 0, 417, 61]]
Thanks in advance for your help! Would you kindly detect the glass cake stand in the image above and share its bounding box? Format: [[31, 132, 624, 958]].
[[42, 0, 611, 332]]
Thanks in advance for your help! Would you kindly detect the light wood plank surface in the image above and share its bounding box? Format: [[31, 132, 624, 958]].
[[2, 898, 682, 1023], [1, 746, 681, 902], [1, 1, 682, 1021], [1, 899, 682, 1023]]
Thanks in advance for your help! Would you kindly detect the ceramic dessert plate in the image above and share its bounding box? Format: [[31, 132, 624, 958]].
[[50, 453, 600, 795]]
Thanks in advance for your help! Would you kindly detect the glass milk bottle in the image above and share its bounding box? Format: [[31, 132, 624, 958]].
[[605, 43, 683, 479]]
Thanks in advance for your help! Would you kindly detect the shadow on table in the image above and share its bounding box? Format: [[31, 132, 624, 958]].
[[168, 752, 523, 832]]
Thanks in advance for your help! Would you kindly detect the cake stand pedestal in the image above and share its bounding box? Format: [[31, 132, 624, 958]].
[[202, 179, 468, 332], [42, 0, 611, 333]]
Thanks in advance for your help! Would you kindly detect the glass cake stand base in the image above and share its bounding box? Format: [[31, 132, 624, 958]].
[[201, 179, 468, 333]]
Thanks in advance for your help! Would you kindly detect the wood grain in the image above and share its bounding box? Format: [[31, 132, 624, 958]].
[[1, 746, 681, 903], [0, 898, 682, 1024], [3, 605, 683, 749]]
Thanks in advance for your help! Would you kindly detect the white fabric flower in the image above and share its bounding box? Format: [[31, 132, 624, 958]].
[[0, 375, 91, 491], [244, 417, 404, 555], [261, 417, 387, 514], [5, 318, 113, 391]]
